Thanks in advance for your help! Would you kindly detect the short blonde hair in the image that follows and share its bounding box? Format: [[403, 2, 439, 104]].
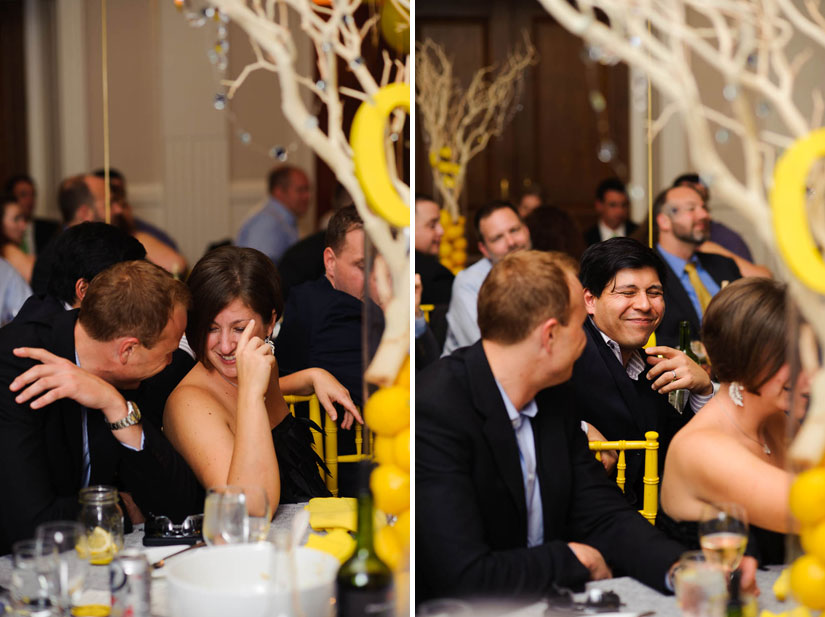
[[478, 250, 573, 344]]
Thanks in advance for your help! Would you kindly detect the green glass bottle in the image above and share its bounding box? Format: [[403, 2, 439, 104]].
[[336, 461, 394, 617], [679, 320, 700, 363], [668, 321, 696, 412]]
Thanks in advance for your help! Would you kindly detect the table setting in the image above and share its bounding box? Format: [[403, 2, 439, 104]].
[[0, 498, 341, 617]]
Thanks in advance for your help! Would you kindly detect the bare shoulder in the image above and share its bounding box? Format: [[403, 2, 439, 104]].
[[668, 424, 741, 469], [165, 369, 228, 423]]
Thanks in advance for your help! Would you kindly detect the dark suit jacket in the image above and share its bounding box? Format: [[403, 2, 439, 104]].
[[655, 250, 741, 347], [416, 342, 685, 602], [32, 218, 60, 255], [584, 220, 639, 246], [571, 319, 692, 506], [277, 231, 326, 302], [414, 250, 454, 305], [276, 276, 382, 408], [0, 305, 202, 554]]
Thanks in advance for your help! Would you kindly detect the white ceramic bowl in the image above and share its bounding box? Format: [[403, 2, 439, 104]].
[[166, 543, 338, 617]]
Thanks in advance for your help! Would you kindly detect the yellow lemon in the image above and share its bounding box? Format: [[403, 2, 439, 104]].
[[440, 256, 454, 269], [370, 464, 410, 515], [457, 215, 466, 225], [445, 224, 464, 241], [374, 525, 401, 571], [86, 526, 116, 565], [790, 554, 825, 609], [364, 387, 409, 437], [451, 250, 467, 267], [800, 520, 825, 562], [440, 209, 452, 225], [772, 567, 790, 602], [790, 468, 825, 525], [394, 355, 410, 389], [374, 436, 396, 465], [453, 237, 468, 251], [394, 428, 410, 472], [438, 241, 452, 258], [393, 509, 410, 549]]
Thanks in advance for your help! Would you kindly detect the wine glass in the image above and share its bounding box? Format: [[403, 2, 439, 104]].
[[698, 503, 749, 574], [243, 486, 272, 543], [202, 486, 250, 545], [34, 521, 90, 615]]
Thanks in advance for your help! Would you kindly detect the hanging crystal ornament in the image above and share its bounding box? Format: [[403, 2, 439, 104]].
[[214, 94, 227, 110]]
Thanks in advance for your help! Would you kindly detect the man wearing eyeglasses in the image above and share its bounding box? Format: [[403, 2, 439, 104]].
[[573, 238, 713, 508], [652, 185, 741, 348]]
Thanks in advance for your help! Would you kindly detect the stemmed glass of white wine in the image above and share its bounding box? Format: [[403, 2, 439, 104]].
[[698, 503, 749, 574]]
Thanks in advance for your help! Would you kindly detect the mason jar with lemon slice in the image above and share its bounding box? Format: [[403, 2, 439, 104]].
[[78, 486, 124, 566]]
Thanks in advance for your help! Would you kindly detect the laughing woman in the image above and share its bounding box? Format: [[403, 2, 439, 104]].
[[163, 246, 360, 513]]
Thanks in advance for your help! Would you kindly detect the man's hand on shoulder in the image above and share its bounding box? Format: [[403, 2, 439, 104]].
[[10, 347, 124, 416], [644, 346, 713, 396], [568, 542, 612, 581]]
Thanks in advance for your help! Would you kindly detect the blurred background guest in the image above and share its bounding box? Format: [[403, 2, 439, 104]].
[[1, 193, 34, 282]]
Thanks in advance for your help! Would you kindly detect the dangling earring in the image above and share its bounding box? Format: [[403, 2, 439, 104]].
[[264, 336, 275, 356], [729, 382, 744, 407]]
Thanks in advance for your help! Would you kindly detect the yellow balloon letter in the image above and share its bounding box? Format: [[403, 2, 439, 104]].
[[771, 129, 825, 294], [350, 83, 410, 229]]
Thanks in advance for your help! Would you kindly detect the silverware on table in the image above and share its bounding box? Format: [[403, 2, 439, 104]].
[[150, 541, 206, 570]]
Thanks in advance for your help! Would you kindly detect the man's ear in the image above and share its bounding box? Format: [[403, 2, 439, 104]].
[[323, 246, 336, 278], [117, 337, 140, 365], [540, 317, 559, 351], [478, 241, 490, 261], [656, 211, 671, 233], [74, 279, 89, 307], [583, 289, 598, 316]]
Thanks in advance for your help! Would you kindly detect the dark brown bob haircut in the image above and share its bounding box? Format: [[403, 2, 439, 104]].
[[478, 250, 573, 345], [186, 246, 283, 368], [702, 277, 788, 392], [79, 260, 190, 348]]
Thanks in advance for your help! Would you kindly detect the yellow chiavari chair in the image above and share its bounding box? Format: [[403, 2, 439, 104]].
[[283, 394, 371, 497], [588, 431, 659, 524]]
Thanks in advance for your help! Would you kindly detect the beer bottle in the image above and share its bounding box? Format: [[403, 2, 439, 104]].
[[336, 461, 394, 617]]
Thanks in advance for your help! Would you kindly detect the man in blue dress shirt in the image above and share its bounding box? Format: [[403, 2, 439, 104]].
[[236, 165, 311, 264], [652, 185, 741, 347]]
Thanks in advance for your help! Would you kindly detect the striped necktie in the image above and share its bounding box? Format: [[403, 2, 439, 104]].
[[684, 261, 713, 314]]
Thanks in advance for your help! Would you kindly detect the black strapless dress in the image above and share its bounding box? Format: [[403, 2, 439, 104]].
[[271, 413, 332, 503], [656, 508, 785, 565]]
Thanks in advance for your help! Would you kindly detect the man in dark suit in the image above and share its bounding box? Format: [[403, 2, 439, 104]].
[[414, 194, 453, 306], [572, 238, 713, 506], [652, 185, 741, 347], [276, 205, 382, 409], [0, 260, 202, 554], [583, 178, 638, 246], [417, 250, 686, 602]]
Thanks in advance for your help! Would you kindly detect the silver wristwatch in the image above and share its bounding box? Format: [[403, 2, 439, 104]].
[[108, 401, 142, 431]]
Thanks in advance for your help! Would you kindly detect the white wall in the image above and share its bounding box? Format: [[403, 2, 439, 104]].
[[25, 0, 315, 265]]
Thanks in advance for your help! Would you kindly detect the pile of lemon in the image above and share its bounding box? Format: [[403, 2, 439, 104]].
[[787, 467, 825, 609], [438, 211, 467, 274], [364, 357, 410, 571]]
